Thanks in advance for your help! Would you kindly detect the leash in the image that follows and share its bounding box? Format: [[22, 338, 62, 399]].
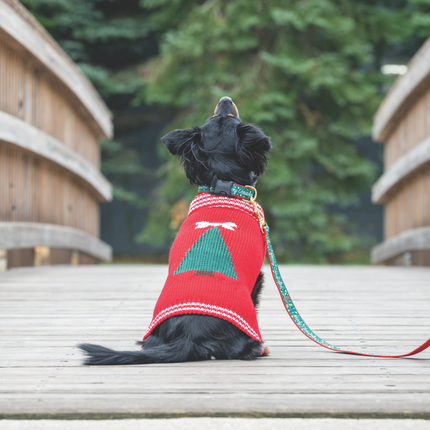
[[199, 182, 430, 358]]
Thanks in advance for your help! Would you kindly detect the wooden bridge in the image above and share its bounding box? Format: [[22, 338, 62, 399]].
[[0, 0, 112, 270], [372, 38, 430, 266], [0, 264, 429, 418], [0, 0, 429, 421]]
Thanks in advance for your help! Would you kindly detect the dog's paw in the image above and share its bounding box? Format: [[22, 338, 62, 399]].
[[262, 344, 270, 356]]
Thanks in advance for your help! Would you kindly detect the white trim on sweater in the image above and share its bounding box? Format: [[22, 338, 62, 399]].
[[144, 302, 262, 341]]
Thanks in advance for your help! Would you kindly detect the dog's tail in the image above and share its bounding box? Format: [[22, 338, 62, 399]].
[[77, 343, 169, 366], [78, 314, 265, 365]]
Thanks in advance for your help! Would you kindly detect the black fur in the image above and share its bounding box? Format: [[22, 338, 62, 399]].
[[78, 97, 271, 365], [161, 98, 271, 187]]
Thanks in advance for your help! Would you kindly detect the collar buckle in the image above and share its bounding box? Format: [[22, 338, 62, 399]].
[[211, 180, 233, 196]]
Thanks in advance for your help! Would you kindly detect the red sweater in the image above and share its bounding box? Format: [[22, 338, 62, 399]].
[[143, 192, 266, 342]]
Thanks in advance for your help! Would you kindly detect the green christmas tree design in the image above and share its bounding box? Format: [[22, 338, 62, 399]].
[[174, 227, 237, 279]]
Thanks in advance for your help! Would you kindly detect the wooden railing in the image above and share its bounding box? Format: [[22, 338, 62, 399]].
[[0, 0, 113, 269], [371, 38, 430, 266]]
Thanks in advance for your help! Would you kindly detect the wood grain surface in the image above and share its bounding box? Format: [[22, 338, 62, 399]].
[[371, 38, 430, 265], [0, 112, 112, 201], [0, 222, 112, 261], [0, 0, 112, 138], [0, 265, 429, 418], [373, 37, 430, 142]]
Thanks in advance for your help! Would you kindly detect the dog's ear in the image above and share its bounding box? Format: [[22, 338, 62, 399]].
[[161, 127, 206, 185], [236, 124, 271, 176], [161, 127, 201, 156]]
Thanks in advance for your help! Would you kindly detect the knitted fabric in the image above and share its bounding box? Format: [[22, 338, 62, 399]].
[[143, 192, 266, 342]]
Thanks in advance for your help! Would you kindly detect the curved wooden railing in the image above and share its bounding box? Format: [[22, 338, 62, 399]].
[[371, 38, 430, 266], [0, 0, 113, 269]]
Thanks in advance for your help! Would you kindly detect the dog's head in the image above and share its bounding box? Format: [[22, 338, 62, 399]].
[[161, 97, 271, 187]]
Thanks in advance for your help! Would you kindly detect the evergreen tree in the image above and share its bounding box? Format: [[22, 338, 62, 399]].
[[22, 0, 430, 262], [137, 0, 430, 263], [174, 227, 237, 279]]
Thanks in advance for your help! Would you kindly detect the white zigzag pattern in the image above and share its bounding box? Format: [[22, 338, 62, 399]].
[[145, 302, 261, 341]]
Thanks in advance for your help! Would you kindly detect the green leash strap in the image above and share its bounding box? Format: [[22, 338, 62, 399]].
[[263, 225, 430, 358], [197, 184, 430, 356]]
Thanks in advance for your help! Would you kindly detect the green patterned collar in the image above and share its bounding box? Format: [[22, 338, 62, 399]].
[[198, 181, 255, 200]]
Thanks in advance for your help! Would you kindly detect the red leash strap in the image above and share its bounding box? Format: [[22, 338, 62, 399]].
[[264, 226, 430, 358], [197, 183, 430, 358]]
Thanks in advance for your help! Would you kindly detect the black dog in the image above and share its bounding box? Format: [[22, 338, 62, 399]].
[[78, 97, 271, 365]]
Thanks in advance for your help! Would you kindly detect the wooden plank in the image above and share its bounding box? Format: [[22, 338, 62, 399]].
[[0, 393, 429, 415], [0, 265, 429, 416], [373, 37, 430, 142], [2, 365, 430, 375], [1, 383, 429, 395], [372, 134, 430, 204], [0, 111, 112, 201], [0, 0, 112, 139], [0, 222, 111, 261], [371, 226, 430, 263]]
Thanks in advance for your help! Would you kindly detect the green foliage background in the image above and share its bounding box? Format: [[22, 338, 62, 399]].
[[22, 0, 430, 263]]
